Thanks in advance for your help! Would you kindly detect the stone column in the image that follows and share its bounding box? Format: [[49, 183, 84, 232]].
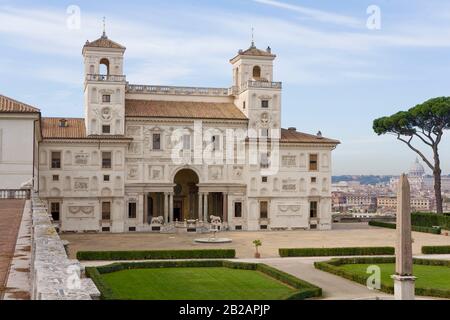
[[198, 193, 203, 221], [164, 192, 169, 224], [139, 194, 145, 224], [169, 192, 174, 222], [203, 193, 209, 222], [222, 192, 228, 223], [391, 174, 416, 300]]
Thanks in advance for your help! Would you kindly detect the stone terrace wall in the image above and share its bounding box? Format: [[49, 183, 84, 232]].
[[30, 194, 100, 300]]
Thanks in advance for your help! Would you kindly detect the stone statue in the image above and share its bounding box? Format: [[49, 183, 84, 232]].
[[391, 174, 416, 300], [151, 216, 164, 225]]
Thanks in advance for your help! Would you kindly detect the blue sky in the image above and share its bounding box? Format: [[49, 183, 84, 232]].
[[1, 0, 449, 175]]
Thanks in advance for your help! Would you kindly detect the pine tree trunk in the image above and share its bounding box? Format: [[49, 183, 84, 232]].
[[433, 147, 443, 214]]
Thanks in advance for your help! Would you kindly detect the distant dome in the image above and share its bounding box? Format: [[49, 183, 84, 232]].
[[409, 158, 425, 177]]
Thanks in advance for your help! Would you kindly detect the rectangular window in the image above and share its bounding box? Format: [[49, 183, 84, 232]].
[[129, 227, 136, 232], [51, 152, 61, 169], [260, 201, 268, 219], [235, 225, 242, 230], [243, 101, 246, 110], [309, 154, 318, 171], [311, 177, 317, 183], [102, 152, 112, 169], [234, 202, 242, 218], [102, 202, 111, 220], [261, 100, 269, 108], [102, 95, 111, 103], [183, 135, 191, 150], [103, 175, 110, 182], [261, 128, 269, 137], [262, 176, 268, 183], [128, 202, 137, 219], [102, 125, 111, 134], [52, 175, 59, 182], [102, 227, 110, 232], [260, 153, 270, 169], [153, 133, 161, 150], [50, 202, 60, 221], [212, 135, 220, 151], [310, 201, 318, 218]]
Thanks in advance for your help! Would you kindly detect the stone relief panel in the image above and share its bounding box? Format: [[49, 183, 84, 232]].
[[149, 165, 164, 180], [232, 166, 243, 180], [273, 178, 280, 192], [128, 142, 142, 155], [67, 206, 95, 218], [277, 204, 301, 215], [127, 125, 142, 137], [127, 165, 139, 180], [64, 151, 72, 166], [208, 166, 223, 180], [74, 153, 89, 166], [74, 178, 89, 191], [282, 155, 296, 167], [282, 179, 297, 192]]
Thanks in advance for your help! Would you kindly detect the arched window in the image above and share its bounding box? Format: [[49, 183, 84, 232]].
[[99, 58, 110, 75], [253, 66, 261, 78]]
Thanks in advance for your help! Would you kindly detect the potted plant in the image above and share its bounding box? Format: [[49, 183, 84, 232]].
[[253, 239, 262, 258]]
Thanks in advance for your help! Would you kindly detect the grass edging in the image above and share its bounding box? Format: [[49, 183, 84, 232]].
[[86, 260, 322, 300], [368, 220, 442, 234], [314, 257, 450, 299], [422, 245, 450, 254], [77, 249, 236, 261], [279, 247, 394, 257]]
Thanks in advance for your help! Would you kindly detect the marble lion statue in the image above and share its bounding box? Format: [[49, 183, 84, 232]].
[[151, 216, 164, 225]]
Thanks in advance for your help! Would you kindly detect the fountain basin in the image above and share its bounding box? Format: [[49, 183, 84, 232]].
[[194, 238, 232, 244]]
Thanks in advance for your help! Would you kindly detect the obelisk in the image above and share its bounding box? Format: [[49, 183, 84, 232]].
[[391, 174, 416, 300]]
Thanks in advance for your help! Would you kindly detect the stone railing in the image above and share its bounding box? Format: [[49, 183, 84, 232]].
[[126, 84, 230, 96], [86, 74, 126, 82], [30, 194, 100, 300], [0, 189, 31, 200], [242, 80, 282, 90]]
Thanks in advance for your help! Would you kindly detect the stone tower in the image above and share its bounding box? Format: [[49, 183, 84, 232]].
[[82, 31, 126, 136], [230, 42, 282, 140]]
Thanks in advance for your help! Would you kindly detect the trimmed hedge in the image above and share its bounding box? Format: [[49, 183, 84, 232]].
[[279, 247, 394, 257], [86, 260, 322, 300], [77, 249, 236, 261], [368, 221, 396, 229], [369, 220, 442, 234], [422, 246, 450, 255], [412, 212, 450, 230], [314, 257, 450, 299]]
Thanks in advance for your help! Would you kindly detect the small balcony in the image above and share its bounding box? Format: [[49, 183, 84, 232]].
[[86, 74, 126, 82], [244, 80, 282, 90]]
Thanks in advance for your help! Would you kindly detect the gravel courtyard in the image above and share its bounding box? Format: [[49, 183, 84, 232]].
[[62, 223, 450, 259]]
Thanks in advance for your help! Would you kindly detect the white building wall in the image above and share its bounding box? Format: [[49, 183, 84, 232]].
[[0, 115, 37, 189]]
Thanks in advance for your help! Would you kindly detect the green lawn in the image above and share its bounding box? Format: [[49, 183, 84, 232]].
[[338, 264, 450, 291], [101, 267, 297, 300]]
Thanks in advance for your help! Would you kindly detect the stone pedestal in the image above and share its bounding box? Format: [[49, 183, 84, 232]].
[[391, 275, 416, 300]]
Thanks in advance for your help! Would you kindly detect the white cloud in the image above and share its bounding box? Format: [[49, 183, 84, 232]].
[[253, 0, 362, 27]]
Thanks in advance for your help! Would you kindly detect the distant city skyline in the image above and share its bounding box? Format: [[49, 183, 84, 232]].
[[0, 0, 449, 175]]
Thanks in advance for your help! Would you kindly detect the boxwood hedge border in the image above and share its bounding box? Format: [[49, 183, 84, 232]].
[[279, 247, 394, 257], [368, 221, 442, 234], [314, 257, 450, 299], [86, 260, 322, 300], [422, 245, 450, 254], [77, 249, 236, 261]]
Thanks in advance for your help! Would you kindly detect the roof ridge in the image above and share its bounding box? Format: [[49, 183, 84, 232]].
[[0, 94, 40, 113]]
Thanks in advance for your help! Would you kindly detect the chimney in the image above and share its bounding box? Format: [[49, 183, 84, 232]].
[[317, 131, 323, 138], [266, 46, 271, 54], [288, 127, 296, 132]]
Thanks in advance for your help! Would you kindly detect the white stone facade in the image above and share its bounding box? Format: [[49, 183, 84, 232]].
[[35, 34, 339, 233]]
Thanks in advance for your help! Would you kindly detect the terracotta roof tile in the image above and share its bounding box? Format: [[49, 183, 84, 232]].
[[125, 100, 248, 120], [0, 94, 40, 113], [42, 118, 130, 140], [280, 128, 340, 144], [83, 34, 125, 50]]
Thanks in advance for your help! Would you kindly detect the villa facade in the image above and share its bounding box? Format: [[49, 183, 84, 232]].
[[2, 32, 340, 233]]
